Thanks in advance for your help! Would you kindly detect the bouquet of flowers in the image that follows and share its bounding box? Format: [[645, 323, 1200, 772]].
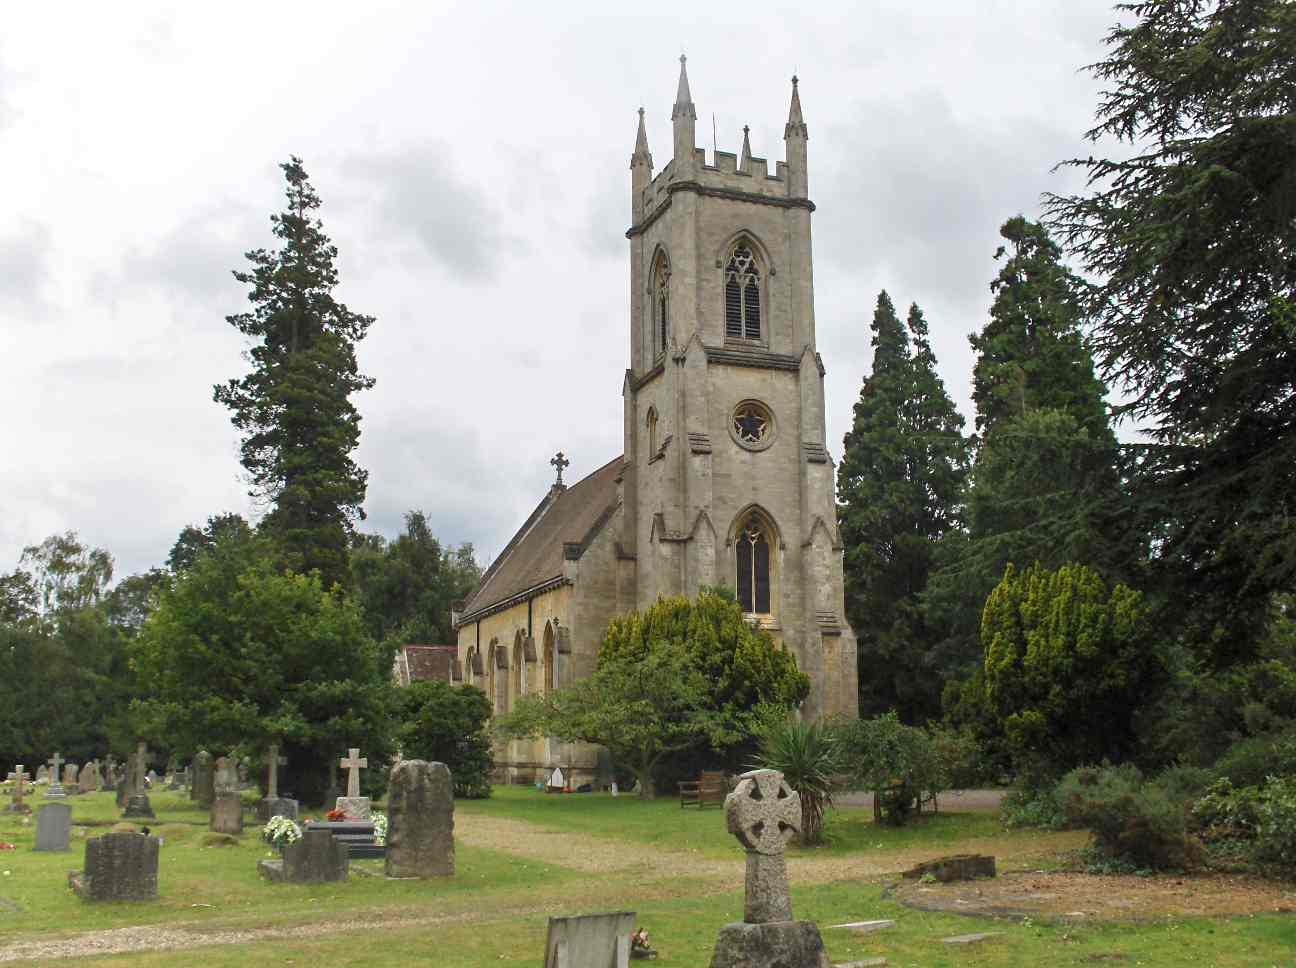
[[372, 812, 388, 846], [326, 807, 349, 822], [262, 816, 302, 849]]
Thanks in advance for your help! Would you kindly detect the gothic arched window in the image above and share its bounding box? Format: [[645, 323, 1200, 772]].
[[543, 623, 556, 693], [653, 252, 670, 357], [736, 514, 772, 614], [646, 406, 659, 460], [724, 243, 762, 341]]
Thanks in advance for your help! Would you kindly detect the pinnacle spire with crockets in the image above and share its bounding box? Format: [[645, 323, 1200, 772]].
[[672, 54, 696, 121], [785, 74, 807, 140], [631, 107, 653, 170]]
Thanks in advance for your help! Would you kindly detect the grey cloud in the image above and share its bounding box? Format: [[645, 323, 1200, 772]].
[[0, 220, 52, 319], [343, 147, 512, 283]]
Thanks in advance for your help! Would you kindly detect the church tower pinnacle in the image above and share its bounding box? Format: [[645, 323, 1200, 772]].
[[671, 55, 697, 172], [631, 107, 653, 222], [784, 76, 809, 197]]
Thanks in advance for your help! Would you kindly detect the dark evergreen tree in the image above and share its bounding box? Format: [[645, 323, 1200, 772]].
[[214, 158, 375, 590], [166, 513, 252, 573], [1046, 0, 1296, 668], [837, 292, 969, 721], [929, 219, 1124, 686]]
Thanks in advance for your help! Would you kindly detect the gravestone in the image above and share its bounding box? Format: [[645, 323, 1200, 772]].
[[146, 770, 159, 788], [62, 763, 79, 793], [543, 912, 636, 968], [335, 748, 371, 820], [304, 820, 384, 859], [6, 766, 32, 814], [192, 751, 214, 807], [547, 766, 566, 792], [102, 757, 117, 790], [115, 755, 137, 808], [709, 769, 831, 968], [122, 742, 155, 819], [385, 760, 454, 878], [78, 761, 100, 795], [45, 753, 66, 799], [69, 832, 159, 901], [210, 793, 244, 835], [36, 765, 49, 784], [213, 756, 240, 795], [258, 828, 349, 884], [257, 744, 297, 822], [34, 802, 72, 852]]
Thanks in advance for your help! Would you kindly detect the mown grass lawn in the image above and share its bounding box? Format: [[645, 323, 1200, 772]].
[[0, 785, 1293, 966]]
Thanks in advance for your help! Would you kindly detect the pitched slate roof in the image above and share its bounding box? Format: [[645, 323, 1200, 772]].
[[457, 456, 623, 624]]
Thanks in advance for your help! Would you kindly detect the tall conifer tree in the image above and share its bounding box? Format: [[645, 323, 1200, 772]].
[[838, 293, 968, 721], [215, 158, 375, 590]]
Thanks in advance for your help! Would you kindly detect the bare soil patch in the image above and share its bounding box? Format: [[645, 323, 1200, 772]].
[[893, 870, 1296, 922]]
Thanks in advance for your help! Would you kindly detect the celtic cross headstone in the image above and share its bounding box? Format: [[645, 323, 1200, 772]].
[[710, 769, 831, 968]]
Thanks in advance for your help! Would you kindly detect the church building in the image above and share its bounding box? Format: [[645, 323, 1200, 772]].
[[452, 58, 859, 785]]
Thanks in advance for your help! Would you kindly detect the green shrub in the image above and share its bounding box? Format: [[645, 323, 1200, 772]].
[[1255, 776, 1296, 873], [1000, 784, 1066, 829], [1057, 764, 1201, 870], [1216, 731, 1296, 788], [1157, 764, 1217, 805], [1191, 778, 1265, 843], [756, 716, 841, 846]]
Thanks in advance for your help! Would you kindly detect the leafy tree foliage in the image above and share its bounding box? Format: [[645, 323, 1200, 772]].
[[130, 531, 396, 804], [350, 510, 481, 645], [1046, 0, 1296, 667], [837, 292, 968, 721], [214, 158, 375, 591], [397, 680, 493, 798], [0, 533, 135, 769], [167, 513, 252, 573], [977, 562, 1163, 773], [756, 717, 840, 844], [497, 592, 808, 798]]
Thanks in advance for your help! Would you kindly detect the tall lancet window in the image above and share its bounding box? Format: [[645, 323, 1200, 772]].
[[653, 253, 670, 357], [736, 514, 772, 614], [724, 243, 762, 341]]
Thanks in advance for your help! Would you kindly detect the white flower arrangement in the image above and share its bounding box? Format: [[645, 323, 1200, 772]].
[[262, 816, 302, 848], [372, 812, 388, 847]]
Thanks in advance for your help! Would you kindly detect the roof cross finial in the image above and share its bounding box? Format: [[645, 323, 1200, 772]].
[[550, 451, 570, 488]]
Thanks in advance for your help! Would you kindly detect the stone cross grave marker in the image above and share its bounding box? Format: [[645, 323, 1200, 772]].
[[6, 765, 31, 813], [710, 769, 831, 968], [267, 744, 288, 799], [133, 743, 150, 795], [726, 769, 801, 923], [46, 752, 66, 798], [339, 748, 367, 798]]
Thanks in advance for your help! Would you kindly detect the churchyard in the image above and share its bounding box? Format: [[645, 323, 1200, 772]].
[[1, 777, 1293, 966]]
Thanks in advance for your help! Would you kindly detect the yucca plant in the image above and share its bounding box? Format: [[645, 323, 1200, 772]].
[[756, 716, 842, 846]]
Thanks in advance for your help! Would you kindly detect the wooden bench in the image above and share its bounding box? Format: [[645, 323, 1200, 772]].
[[678, 770, 726, 808]]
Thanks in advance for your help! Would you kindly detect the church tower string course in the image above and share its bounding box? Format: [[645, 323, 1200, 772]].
[[455, 59, 857, 786]]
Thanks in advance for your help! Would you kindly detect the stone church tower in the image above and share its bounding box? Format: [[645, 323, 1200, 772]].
[[453, 60, 857, 785], [618, 57, 858, 721]]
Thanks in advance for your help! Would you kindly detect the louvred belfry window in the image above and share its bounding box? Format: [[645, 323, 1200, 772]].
[[654, 254, 670, 356], [736, 516, 771, 614], [725, 244, 761, 340]]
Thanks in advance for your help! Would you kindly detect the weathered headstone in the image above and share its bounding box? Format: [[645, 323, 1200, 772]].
[[547, 766, 566, 792], [123, 742, 155, 819], [192, 750, 214, 807], [62, 763, 79, 793], [36, 765, 49, 784], [6, 766, 32, 814], [543, 912, 636, 968], [103, 757, 117, 790], [709, 769, 831, 968], [336, 747, 371, 820], [213, 756, 240, 795], [34, 802, 72, 851], [210, 793, 244, 834], [385, 760, 454, 878], [69, 832, 159, 901], [78, 761, 100, 795], [258, 828, 349, 884], [45, 753, 67, 799]]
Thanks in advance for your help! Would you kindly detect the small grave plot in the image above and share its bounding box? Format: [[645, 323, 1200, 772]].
[[894, 870, 1296, 921]]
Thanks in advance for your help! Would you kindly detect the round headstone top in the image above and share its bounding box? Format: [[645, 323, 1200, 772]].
[[724, 769, 801, 856]]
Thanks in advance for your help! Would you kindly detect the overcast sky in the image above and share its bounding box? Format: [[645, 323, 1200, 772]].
[[1, 1, 1122, 581]]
